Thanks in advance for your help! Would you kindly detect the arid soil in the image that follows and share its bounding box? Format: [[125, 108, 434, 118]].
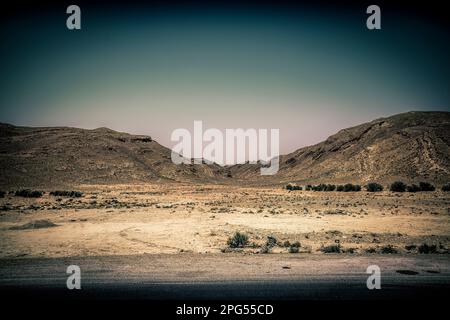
[[0, 184, 449, 258]]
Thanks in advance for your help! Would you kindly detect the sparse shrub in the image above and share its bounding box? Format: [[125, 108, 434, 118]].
[[405, 245, 417, 251], [266, 236, 278, 248], [50, 190, 83, 197], [283, 240, 301, 252], [418, 243, 437, 254], [343, 183, 360, 192], [442, 183, 450, 192], [343, 184, 353, 192], [390, 181, 406, 192], [227, 232, 249, 248], [342, 247, 357, 254], [406, 184, 421, 192], [365, 247, 377, 253], [291, 241, 301, 248], [15, 189, 43, 198], [308, 184, 337, 191], [419, 182, 435, 192], [381, 245, 398, 254], [366, 183, 383, 192], [321, 244, 341, 253], [336, 185, 344, 192], [260, 244, 271, 254], [286, 184, 301, 191]]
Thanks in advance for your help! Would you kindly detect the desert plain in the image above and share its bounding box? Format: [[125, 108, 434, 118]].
[[1, 183, 449, 259]]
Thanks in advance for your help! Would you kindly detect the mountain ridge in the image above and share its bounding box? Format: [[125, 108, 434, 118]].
[[229, 111, 450, 185], [0, 111, 449, 188]]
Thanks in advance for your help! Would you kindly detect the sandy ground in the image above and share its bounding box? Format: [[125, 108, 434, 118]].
[[0, 183, 449, 258]]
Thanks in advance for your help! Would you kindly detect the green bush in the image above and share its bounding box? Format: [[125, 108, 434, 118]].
[[419, 182, 435, 192], [50, 190, 83, 197], [286, 184, 301, 191], [0, 191, 5, 198], [418, 243, 437, 254], [307, 184, 338, 191], [227, 232, 249, 248], [291, 241, 301, 248], [342, 184, 360, 192], [381, 245, 398, 254], [366, 183, 383, 192], [15, 189, 43, 198], [266, 236, 278, 248], [390, 181, 406, 192], [442, 183, 450, 192], [288, 246, 300, 253], [343, 184, 353, 192], [336, 185, 344, 192], [406, 184, 420, 192], [260, 244, 271, 254], [321, 244, 341, 253], [311, 184, 324, 191]]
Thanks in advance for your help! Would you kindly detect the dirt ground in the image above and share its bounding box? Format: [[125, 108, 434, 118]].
[[0, 183, 449, 258]]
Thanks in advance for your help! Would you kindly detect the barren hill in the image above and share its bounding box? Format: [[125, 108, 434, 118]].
[[230, 111, 450, 185], [0, 111, 449, 188], [0, 124, 229, 188]]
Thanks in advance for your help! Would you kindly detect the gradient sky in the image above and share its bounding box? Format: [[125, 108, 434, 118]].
[[1, 1, 449, 154]]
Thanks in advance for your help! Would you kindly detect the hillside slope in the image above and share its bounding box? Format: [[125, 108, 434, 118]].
[[230, 111, 450, 185], [0, 124, 229, 188], [1, 111, 449, 188]]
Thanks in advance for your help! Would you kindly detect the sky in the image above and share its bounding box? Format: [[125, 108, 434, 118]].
[[1, 1, 449, 154]]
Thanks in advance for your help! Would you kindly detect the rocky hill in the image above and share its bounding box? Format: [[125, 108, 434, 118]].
[[230, 111, 450, 186], [0, 111, 449, 188], [0, 124, 230, 188]]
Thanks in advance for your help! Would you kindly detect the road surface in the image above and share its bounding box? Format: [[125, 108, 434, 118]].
[[0, 253, 449, 300]]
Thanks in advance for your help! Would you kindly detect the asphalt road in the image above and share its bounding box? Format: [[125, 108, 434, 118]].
[[1, 254, 449, 300]]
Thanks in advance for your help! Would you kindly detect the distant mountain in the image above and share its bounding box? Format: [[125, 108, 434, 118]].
[[0, 124, 230, 188], [230, 111, 450, 186], [1, 111, 449, 189]]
